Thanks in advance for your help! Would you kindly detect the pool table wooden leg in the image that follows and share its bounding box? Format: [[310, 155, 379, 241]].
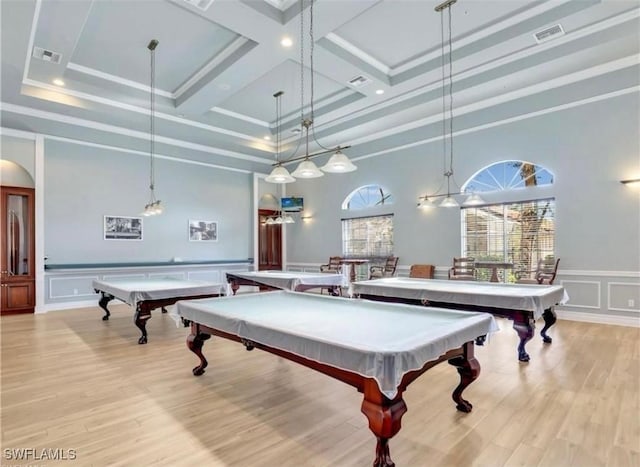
[[360, 380, 407, 467], [134, 305, 151, 345], [97, 292, 114, 321], [187, 326, 211, 376], [448, 341, 480, 413], [512, 316, 535, 362], [540, 308, 557, 344]]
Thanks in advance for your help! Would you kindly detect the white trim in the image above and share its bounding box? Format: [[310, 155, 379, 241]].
[[20, 78, 266, 145], [349, 56, 640, 150], [210, 107, 270, 128], [556, 308, 640, 328], [66, 62, 174, 98], [0, 127, 37, 140], [174, 36, 249, 99], [315, 9, 640, 141], [48, 275, 100, 299], [44, 134, 253, 174], [102, 274, 146, 281], [252, 173, 261, 272], [22, 0, 41, 83], [38, 299, 99, 313], [559, 270, 640, 278], [392, 0, 576, 76], [148, 272, 186, 280], [2, 103, 271, 165], [34, 135, 45, 312], [607, 282, 640, 313], [325, 33, 390, 75], [352, 85, 640, 163]]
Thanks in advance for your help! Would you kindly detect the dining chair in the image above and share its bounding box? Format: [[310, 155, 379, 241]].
[[516, 257, 560, 285], [369, 256, 399, 279], [409, 264, 435, 279], [448, 257, 476, 281]]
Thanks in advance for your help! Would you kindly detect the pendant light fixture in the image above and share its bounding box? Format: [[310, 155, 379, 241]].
[[417, 0, 485, 209], [265, 91, 296, 183], [265, 0, 356, 183], [142, 39, 164, 216]]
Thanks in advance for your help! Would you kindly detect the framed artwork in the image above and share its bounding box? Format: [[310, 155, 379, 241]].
[[104, 215, 143, 241], [189, 220, 218, 242]]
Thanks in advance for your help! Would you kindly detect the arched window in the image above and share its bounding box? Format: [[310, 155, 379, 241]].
[[460, 161, 555, 283], [342, 184, 394, 210], [463, 160, 553, 193], [341, 185, 394, 267]]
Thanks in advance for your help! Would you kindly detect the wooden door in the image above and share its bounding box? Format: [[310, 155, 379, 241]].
[[1, 186, 35, 314], [258, 209, 282, 271]]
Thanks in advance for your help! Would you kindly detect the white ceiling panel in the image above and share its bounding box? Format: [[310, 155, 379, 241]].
[[70, 0, 240, 93]]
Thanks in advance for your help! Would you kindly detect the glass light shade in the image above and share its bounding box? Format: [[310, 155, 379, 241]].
[[440, 196, 459, 208], [321, 150, 357, 173], [292, 159, 324, 178], [274, 216, 283, 224], [417, 198, 435, 209], [265, 165, 296, 183], [265, 218, 275, 225], [462, 193, 485, 206], [283, 214, 295, 223], [153, 201, 164, 214]]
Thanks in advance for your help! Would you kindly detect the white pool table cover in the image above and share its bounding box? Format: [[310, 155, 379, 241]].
[[227, 270, 348, 290], [92, 277, 224, 308], [176, 291, 497, 398], [352, 278, 568, 319]]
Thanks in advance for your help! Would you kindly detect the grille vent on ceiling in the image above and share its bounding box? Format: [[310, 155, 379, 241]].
[[182, 0, 214, 11], [348, 75, 372, 87], [32, 46, 62, 64], [534, 24, 565, 44]]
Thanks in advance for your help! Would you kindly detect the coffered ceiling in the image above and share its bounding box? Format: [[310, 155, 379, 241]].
[[1, 0, 639, 174]]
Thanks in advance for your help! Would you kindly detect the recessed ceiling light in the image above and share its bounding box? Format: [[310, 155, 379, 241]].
[[53, 79, 65, 86], [375, 89, 384, 95], [281, 37, 293, 47], [263, 135, 271, 140]]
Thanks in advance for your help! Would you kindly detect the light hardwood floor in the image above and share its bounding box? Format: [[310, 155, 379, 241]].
[[1, 304, 638, 466]]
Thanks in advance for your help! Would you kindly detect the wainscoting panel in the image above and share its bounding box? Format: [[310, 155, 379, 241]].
[[608, 282, 640, 313]]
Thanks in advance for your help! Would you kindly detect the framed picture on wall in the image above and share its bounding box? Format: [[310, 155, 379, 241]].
[[104, 215, 143, 241], [189, 220, 218, 242]]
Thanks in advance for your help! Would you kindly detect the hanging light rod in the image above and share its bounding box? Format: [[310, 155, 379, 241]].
[[271, 145, 352, 166], [620, 178, 640, 186], [435, 0, 457, 12]]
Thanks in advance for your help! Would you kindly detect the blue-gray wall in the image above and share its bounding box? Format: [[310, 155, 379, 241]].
[[284, 94, 640, 320], [43, 139, 253, 263]]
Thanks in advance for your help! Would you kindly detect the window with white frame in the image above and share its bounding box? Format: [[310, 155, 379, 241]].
[[461, 161, 555, 282], [341, 214, 394, 257]]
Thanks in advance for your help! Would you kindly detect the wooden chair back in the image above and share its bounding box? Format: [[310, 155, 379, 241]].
[[409, 264, 435, 279], [448, 257, 476, 281], [369, 256, 399, 279], [516, 257, 560, 285], [320, 256, 342, 273]]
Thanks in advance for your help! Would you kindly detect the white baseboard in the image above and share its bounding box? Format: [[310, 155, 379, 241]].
[[556, 308, 639, 327], [38, 299, 100, 313]]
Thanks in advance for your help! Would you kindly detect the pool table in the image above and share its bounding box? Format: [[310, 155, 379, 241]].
[[92, 277, 223, 344], [176, 291, 497, 466], [225, 270, 347, 295], [352, 277, 568, 362]]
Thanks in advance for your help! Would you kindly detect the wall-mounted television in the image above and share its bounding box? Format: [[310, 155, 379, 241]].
[[281, 197, 304, 212]]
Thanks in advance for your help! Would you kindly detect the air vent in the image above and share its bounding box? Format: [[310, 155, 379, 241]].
[[182, 0, 214, 11], [534, 24, 564, 44], [32, 46, 62, 64], [291, 128, 301, 134], [348, 75, 372, 87]]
